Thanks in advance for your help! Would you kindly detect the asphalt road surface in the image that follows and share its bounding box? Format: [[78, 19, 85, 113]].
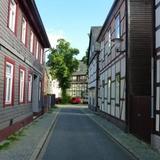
[[40, 107, 135, 160]]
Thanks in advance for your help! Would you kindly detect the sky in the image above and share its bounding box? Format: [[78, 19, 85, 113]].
[[35, 0, 114, 60]]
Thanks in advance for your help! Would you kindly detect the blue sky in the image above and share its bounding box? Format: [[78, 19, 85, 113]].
[[36, 0, 114, 60]]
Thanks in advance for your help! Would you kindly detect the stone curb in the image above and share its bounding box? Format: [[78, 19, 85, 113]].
[[29, 109, 60, 160]]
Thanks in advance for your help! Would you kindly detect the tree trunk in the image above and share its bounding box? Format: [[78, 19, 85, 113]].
[[61, 89, 68, 104]]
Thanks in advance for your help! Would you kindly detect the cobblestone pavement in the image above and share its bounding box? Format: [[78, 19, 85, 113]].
[[82, 108, 160, 160], [0, 108, 59, 160]]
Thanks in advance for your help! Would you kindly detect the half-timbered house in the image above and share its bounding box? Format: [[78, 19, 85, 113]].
[[67, 61, 88, 99], [96, 0, 153, 142], [88, 26, 101, 111]]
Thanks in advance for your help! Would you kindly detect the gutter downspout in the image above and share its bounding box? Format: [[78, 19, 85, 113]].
[[151, 0, 155, 130], [96, 51, 100, 112], [125, 0, 129, 133]]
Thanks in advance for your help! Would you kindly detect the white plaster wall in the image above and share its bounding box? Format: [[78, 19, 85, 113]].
[[48, 78, 61, 98]]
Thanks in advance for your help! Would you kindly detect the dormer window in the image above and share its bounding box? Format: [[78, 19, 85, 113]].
[[8, 0, 16, 32]]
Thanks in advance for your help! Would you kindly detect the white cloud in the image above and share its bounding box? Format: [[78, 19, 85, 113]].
[[45, 29, 66, 62], [45, 29, 85, 62], [47, 29, 65, 48]]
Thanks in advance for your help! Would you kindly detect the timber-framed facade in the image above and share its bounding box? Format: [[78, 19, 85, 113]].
[[88, 26, 101, 111], [67, 61, 88, 99], [91, 0, 154, 143]]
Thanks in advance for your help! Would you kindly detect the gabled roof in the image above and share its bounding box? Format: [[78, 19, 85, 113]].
[[88, 26, 102, 52], [72, 61, 87, 76], [88, 26, 101, 62], [18, 0, 50, 48]]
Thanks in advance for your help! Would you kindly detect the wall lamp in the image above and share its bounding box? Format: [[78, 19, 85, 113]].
[[111, 38, 126, 53]]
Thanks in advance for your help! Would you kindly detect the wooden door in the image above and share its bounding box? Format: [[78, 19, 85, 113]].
[[130, 96, 153, 142]]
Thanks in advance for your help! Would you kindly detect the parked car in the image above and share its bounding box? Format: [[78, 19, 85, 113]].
[[70, 97, 81, 104], [83, 96, 88, 104], [55, 97, 62, 104]]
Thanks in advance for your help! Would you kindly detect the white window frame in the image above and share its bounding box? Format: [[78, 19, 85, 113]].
[[108, 78, 111, 103], [40, 48, 43, 64], [115, 73, 120, 104], [39, 81, 42, 101], [21, 17, 27, 44], [115, 14, 120, 39], [30, 31, 34, 53], [108, 30, 111, 49], [5, 62, 14, 105], [19, 69, 25, 103], [28, 74, 32, 102], [8, 0, 16, 32], [102, 80, 105, 102], [36, 41, 39, 59]]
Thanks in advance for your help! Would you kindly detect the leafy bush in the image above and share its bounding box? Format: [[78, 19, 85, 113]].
[[61, 94, 71, 104]]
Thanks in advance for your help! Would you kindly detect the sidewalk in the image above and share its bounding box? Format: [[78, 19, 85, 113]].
[[82, 108, 160, 160], [0, 108, 59, 160]]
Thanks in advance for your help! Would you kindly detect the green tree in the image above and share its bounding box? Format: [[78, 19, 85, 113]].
[[81, 55, 87, 64], [47, 39, 79, 103], [81, 49, 88, 65]]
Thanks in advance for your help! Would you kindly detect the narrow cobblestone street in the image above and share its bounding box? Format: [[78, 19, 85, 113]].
[[39, 106, 135, 160]]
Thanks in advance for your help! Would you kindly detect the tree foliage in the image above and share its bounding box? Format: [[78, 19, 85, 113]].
[[47, 39, 79, 103], [81, 49, 88, 65]]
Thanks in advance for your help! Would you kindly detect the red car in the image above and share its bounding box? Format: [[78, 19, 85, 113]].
[[70, 97, 81, 104]]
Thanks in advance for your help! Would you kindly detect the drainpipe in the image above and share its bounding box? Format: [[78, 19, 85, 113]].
[[125, 0, 129, 133], [151, 0, 156, 128], [96, 52, 100, 112], [151, 58, 154, 119]]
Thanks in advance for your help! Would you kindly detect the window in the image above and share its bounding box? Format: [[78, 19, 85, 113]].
[[108, 78, 111, 103], [80, 76, 85, 81], [101, 41, 105, 61], [36, 41, 39, 59], [28, 74, 32, 102], [73, 76, 77, 81], [39, 81, 41, 101], [108, 30, 111, 49], [102, 80, 105, 102], [19, 69, 25, 103], [115, 15, 120, 38], [21, 17, 27, 44], [8, 0, 16, 32], [115, 74, 120, 104], [40, 48, 43, 64], [5, 61, 14, 105], [30, 31, 34, 53]]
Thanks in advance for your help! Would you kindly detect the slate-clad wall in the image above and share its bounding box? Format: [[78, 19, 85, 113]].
[[127, 0, 153, 96], [0, 0, 43, 72], [0, 47, 33, 130], [0, 0, 44, 133], [151, 0, 160, 152], [127, 0, 153, 142]]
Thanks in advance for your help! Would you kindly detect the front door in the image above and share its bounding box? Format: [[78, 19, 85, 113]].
[[32, 74, 39, 113], [130, 96, 153, 142]]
